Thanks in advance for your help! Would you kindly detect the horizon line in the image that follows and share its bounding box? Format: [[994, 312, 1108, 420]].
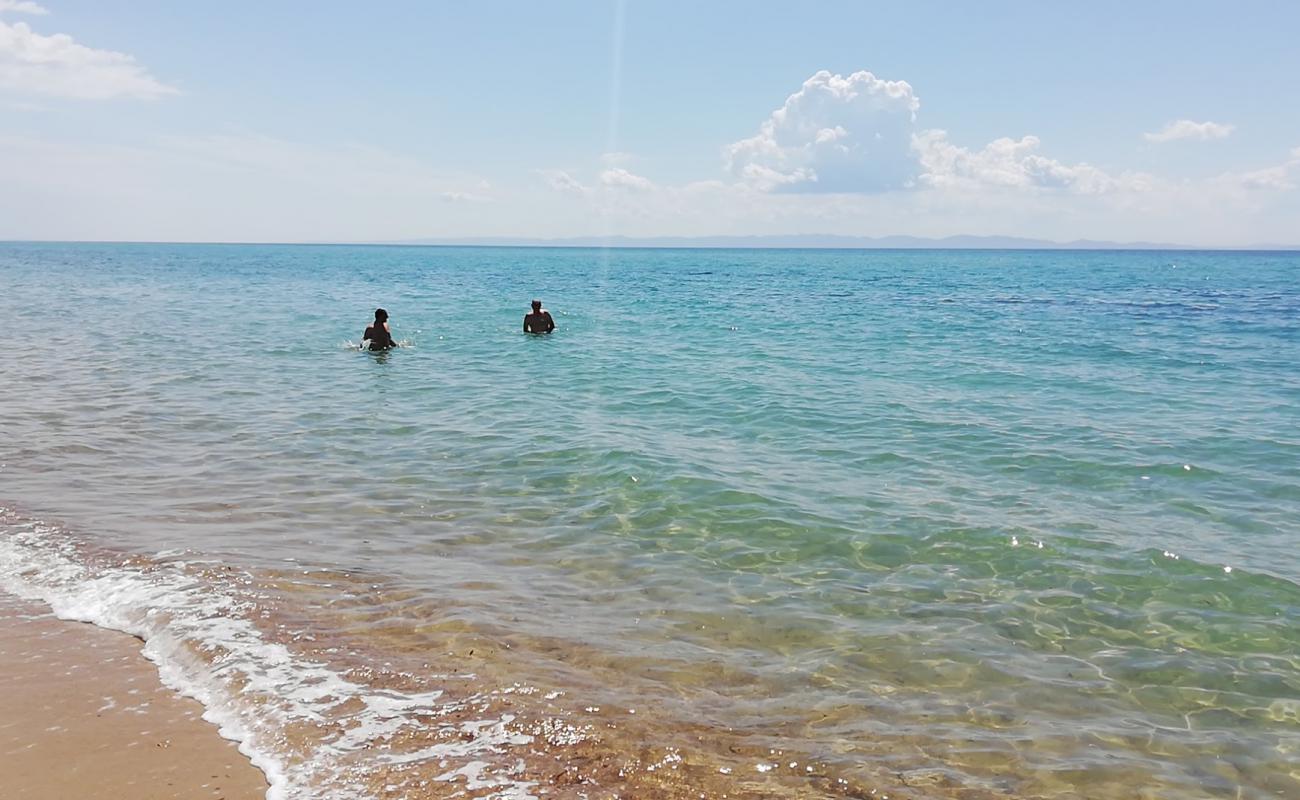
[[3, 237, 1300, 252]]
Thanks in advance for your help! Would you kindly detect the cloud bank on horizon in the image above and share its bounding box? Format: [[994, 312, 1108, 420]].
[[545, 66, 1294, 207], [0, 4, 1297, 245], [538, 67, 1297, 245]]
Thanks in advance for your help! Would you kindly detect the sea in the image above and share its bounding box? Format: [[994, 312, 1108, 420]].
[[1, 242, 1297, 800]]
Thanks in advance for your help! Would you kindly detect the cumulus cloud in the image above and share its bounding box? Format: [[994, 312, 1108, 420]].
[[1144, 119, 1235, 143], [724, 68, 1141, 197], [0, 1, 48, 14], [724, 69, 920, 192], [913, 131, 1150, 194], [0, 20, 177, 99], [599, 167, 653, 191]]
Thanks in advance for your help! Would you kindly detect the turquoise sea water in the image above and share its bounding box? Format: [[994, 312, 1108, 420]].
[[1, 243, 1297, 799]]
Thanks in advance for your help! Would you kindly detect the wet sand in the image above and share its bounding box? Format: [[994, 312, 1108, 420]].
[[0, 591, 267, 800]]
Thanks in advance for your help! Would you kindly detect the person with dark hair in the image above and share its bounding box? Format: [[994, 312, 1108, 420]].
[[523, 299, 555, 334], [363, 308, 397, 350]]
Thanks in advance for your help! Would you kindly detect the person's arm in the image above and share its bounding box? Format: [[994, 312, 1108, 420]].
[[544, 312, 555, 333], [523, 315, 531, 333]]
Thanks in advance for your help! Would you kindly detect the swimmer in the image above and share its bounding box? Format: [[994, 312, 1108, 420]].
[[523, 299, 555, 334], [363, 308, 396, 350]]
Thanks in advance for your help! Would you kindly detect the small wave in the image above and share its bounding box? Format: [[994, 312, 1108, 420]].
[[344, 339, 414, 351], [0, 506, 543, 800], [990, 295, 1056, 305], [1088, 298, 1221, 313]]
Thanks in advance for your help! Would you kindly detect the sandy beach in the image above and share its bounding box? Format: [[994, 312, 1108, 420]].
[[0, 591, 267, 800]]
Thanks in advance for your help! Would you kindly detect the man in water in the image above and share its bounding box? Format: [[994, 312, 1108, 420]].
[[523, 299, 555, 334], [363, 308, 397, 350]]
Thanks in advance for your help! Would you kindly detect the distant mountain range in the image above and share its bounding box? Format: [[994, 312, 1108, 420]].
[[385, 234, 1300, 250]]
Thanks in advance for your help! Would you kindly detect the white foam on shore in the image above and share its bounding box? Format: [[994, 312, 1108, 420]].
[[0, 507, 539, 800]]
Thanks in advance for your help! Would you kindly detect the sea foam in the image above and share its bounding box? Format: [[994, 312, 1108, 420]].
[[0, 506, 540, 800]]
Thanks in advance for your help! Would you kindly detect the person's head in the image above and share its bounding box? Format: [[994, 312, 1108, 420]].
[[531, 299, 542, 312], [374, 308, 388, 323]]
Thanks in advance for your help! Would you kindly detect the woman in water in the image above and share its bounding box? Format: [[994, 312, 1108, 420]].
[[363, 308, 396, 350]]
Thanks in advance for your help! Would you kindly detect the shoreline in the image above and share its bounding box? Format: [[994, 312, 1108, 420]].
[[0, 504, 909, 799], [0, 590, 268, 800]]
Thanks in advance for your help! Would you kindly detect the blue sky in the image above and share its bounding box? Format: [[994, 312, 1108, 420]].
[[2, 0, 1298, 244]]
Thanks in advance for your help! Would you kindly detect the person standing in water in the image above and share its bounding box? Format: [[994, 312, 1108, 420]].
[[363, 308, 397, 350], [523, 299, 555, 334]]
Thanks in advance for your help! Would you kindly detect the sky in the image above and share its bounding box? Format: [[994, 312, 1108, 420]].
[[1, 0, 1298, 245]]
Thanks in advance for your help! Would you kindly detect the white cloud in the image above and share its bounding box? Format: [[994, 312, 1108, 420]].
[[7, 130, 1295, 245], [536, 166, 654, 194], [724, 69, 920, 193], [1144, 119, 1235, 143], [723, 69, 1140, 197], [537, 168, 588, 195], [0, 1, 48, 15], [913, 131, 1150, 194], [599, 167, 653, 191], [509, 71, 1297, 245], [1230, 147, 1300, 191], [1237, 166, 1294, 191], [440, 190, 490, 203], [0, 20, 177, 99]]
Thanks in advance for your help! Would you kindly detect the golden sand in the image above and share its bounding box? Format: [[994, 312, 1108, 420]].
[[0, 592, 267, 800]]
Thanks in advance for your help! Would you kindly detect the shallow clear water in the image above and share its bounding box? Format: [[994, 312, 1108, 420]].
[[1, 243, 1297, 799]]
